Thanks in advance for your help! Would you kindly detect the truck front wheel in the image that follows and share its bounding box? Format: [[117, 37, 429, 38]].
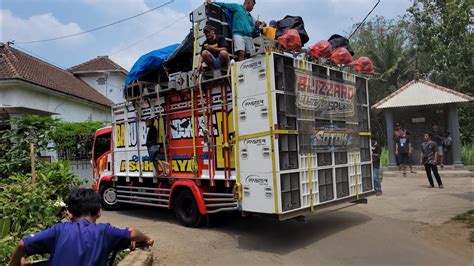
[[99, 183, 121, 211], [175, 190, 203, 227]]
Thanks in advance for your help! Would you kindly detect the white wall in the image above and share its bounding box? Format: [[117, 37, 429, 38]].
[[0, 82, 111, 122], [78, 72, 126, 104]]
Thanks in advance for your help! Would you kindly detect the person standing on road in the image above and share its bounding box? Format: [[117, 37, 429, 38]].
[[396, 128, 412, 177], [420, 132, 444, 188], [443, 131, 452, 165], [371, 136, 382, 196], [393, 123, 401, 170]]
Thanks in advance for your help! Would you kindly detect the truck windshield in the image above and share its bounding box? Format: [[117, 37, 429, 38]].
[[94, 133, 111, 159]]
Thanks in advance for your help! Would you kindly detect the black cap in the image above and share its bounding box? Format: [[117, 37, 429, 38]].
[[203, 25, 215, 33]]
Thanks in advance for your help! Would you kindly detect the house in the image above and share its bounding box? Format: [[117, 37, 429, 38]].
[[0, 42, 112, 126], [68, 56, 128, 104]]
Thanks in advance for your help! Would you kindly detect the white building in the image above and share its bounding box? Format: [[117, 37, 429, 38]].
[[0, 43, 112, 125], [68, 56, 128, 104]]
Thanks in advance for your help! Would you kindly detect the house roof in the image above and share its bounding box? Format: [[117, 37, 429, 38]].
[[373, 79, 474, 109], [0, 43, 112, 107], [68, 55, 128, 74]]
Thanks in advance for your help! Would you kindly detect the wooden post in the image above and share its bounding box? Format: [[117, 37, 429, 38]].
[[30, 143, 36, 185]]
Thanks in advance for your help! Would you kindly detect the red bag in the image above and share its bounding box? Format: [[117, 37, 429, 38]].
[[349, 56, 374, 74], [309, 40, 332, 59], [330, 47, 353, 65], [277, 29, 302, 50]]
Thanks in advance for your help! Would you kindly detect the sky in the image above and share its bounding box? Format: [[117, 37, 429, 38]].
[[1, 0, 412, 71]]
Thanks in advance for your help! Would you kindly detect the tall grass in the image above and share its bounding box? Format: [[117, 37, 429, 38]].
[[461, 144, 474, 165], [381, 148, 389, 167]]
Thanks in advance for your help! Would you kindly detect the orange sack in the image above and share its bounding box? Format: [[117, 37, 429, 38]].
[[349, 56, 374, 74], [330, 47, 353, 65], [277, 29, 302, 50], [309, 40, 332, 59]]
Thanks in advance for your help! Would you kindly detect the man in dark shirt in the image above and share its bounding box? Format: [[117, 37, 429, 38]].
[[395, 129, 412, 176], [371, 136, 382, 196], [198, 25, 229, 71], [146, 117, 168, 176], [9, 188, 153, 266], [420, 132, 444, 188]]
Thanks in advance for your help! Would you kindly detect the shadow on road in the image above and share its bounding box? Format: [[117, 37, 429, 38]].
[[449, 191, 474, 202], [213, 210, 372, 255], [112, 205, 372, 255]]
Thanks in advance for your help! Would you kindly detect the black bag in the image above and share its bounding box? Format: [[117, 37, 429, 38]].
[[328, 34, 354, 56], [275, 15, 309, 45]]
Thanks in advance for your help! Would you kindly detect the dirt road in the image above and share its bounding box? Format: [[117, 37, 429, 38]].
[[101, 176, 473, 265]]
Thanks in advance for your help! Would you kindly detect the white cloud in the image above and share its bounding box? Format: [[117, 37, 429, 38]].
[[0, 9, 89, 46], [81, 0, 148, 16], [86, 0, 191, 70]]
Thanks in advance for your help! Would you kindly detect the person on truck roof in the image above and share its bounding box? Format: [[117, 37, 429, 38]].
[[198, 25, 230, 71], [207, 0, 263, 61], [8, 188, 154, 266]]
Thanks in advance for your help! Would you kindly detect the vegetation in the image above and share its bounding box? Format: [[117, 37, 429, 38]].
[[380, 148, 389, 167], [0, 115, 102, 264], [51, 121, 104, 160], [350, 0, 473, 146], [452, 210, 474, 242], [461, 144, 474, 165]]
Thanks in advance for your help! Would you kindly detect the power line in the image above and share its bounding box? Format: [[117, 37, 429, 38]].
[[348, 0, 381, 39], [11, 43, 66, 69], [15, 0, 174, 44], [109, 15, 187, 56]]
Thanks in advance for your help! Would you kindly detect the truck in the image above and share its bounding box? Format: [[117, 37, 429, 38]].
[[91, 4, 375, 227]]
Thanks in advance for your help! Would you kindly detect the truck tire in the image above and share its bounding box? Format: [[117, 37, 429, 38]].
[[99, 184, 121, 211], [175, 190, 203, 227]]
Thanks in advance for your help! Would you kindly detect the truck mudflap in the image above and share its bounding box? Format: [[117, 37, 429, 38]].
[[277, 191, 376, 221]]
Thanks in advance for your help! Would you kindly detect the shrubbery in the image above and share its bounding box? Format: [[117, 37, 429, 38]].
[[0, 115, 103, 264]]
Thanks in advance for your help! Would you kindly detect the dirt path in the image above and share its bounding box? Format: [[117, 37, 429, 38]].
[[101, 176, 473, 265]]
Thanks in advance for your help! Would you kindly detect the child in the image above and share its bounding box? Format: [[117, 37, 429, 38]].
[[9, 188, 154, 266]]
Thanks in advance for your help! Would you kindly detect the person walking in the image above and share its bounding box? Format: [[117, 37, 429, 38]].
[[371, 136, 382, 196], [395, 128, 412, 176], [420, 132, 444, 188]]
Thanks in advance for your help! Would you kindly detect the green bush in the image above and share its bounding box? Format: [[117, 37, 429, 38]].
[[0, 115, 57, 179], [0, 161, 83, 264], [461, 144, 474, 165], [51, 121, 104, 160], [381, 148, 389, 167]]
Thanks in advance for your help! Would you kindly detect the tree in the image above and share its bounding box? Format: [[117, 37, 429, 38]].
[[408, 0, 474, 143], [349, 16, 416, 143]]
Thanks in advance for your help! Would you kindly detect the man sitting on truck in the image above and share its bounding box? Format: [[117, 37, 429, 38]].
[[207, 0, 261, 61], [9, 188, 154, 266], [198, 25, 230, 71], [146, 117, 169, 177]]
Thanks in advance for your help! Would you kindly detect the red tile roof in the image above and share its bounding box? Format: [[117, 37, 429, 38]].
[[68, 56, 128, 74], [0, 43, 112, 107]]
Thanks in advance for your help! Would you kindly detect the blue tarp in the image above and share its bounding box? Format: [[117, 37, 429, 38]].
[[124, 43, 180, 88]]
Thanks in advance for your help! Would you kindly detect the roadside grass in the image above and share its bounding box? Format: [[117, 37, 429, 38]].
[[461, 144, 474, 165], [452, 209, 474, 242]]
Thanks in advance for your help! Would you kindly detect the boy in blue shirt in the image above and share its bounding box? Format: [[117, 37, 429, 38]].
[[9, 188, 154, 266]]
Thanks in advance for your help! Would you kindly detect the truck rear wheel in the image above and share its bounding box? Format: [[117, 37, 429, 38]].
[[99, 183, 121, 211], [175, 190, 203, 227]]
